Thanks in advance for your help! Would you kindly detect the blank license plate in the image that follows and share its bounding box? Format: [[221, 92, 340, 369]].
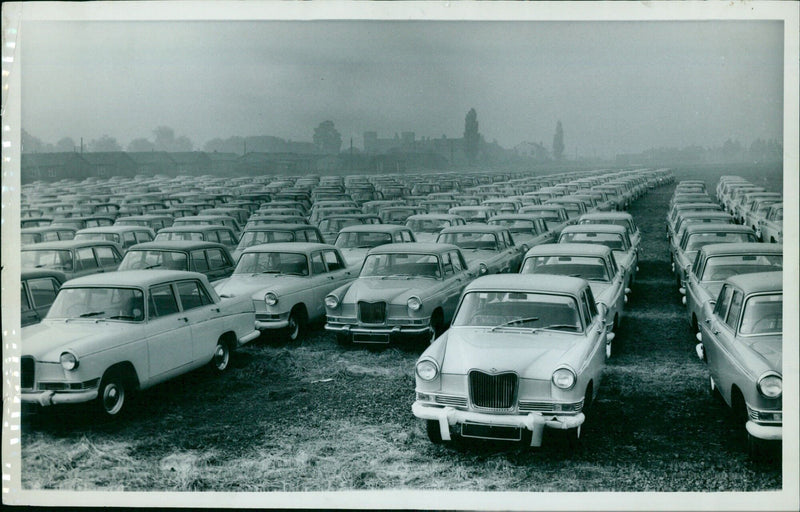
[[353, 333, 390, 344], [461, 423, 522, 441]]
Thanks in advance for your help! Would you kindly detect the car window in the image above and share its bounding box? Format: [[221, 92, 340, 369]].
[[206, 249, 229, 270], [394, 232, 404, 243], [449, 251, 464, 272], [58, 230, 75, 240], [95, 246, 120, 267], [149, 284, 180, 318], [176, 280, 213, 311], [218, 230, 235, 245], [75, 247, 98, 271], [323, 250, 344, 272], [725, 290, 744, 330], [579, 292, 593, 325], [305, 230, 323, 243], [136, 231, 153, 243], [402, 230, 414, 242], [191, 250, 209, 273], [714, 285, 733, 319], [123, 231, 137, 247], [42, 231, 60, 242], [205, 231, 220, 243], [21, 283, 31, 312], [27, 277, 60, 308], [311, 252, 326, 274], [441, 252, 454, 276]]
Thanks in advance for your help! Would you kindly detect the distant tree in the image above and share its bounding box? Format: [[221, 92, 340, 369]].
[[153, 126, 194, 152], [55, 137, 76, 152], [463, 108, 480, 163], [313, 121, 342, 154], [553, 121, 564, 161], [21, 129, 46, 153], [88, 135, 122, 152], [127, 138, 156, 152]]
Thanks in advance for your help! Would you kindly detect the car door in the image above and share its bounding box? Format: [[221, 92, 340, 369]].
[[710, 287, 745, 402], [205, 248, 235, 282], [74, 247, 101, 277], [175, 280, 221, 366], [21, 281, 41, 326], [319, 250, 355, 317], [308, 251, 331, 320], [145, 283, 194, 383], [580, 289, 606, 368]]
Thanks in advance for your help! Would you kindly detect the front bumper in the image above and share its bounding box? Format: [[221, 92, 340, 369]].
[[412, 401, 584, 447], [325, 321, 432, 343], [21, 389, 99, 407], [746, 420, 782, 441], [255, 312, 290, 330]]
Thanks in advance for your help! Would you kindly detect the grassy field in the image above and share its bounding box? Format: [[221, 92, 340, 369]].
[[19, 163, 785, 495]]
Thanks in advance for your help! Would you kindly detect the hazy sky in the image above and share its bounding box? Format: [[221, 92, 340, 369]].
[[21, 19, 783, 158]]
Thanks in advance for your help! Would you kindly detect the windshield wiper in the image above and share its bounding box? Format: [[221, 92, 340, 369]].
[[79, 311, 106, 318], [144, 264, 162, 269], [108, 314, 136, 320], [541, 324, 579, 331], [490, 316, 539, 331], [380, 274, 412, 279], [260, 270, 281, 274]]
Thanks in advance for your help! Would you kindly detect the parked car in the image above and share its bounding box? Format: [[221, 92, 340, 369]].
[[232, 224, 324, 261], [558, 224, 638, 288], [405, 213, 466, 243], [20, 270, 260, 417], [377, 206, 426, 225], [334, 224, 417, 267], [21, 226, 77, 245], [577, 212, 641, 252], [114, 214, 174, 232], [435, 224, 525, 275], [488, 214, 554, 246], [669, 211, 735, 245], [758, 203, 783, 243], [74, 225, 155, 252], [317, 214, 382, 244], [680, 243, 782, 334], [172, 215, 242, 238], [21, 240, 124, 280], [118, 241, 236, 282], [671, 223, 758, 288], [50, 215, 117, 230], [518, 205, 572, 236], [21, 268, 67, 327], [521, 243, 626, 347], [325, 243, 475, 346], [214, 243, 356, 341], [412, 274, 607, 447], [695, 272, 782, 458], [155, 225, 239, 253], [447, 206, 495, 224]]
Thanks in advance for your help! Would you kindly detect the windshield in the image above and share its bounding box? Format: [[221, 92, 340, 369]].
[[335, 231, 392, 249], [237, 230, 295, 249], [490, 219, 536, 233], [360, 253, 441, 278], [75, 232, 120, 243], [580, 218, 634, 233], [437, 232, 499, 251], [235, 252, 308, 275], [406, 219, 451, 233], [685, 232, 756, 251], [319, 218, 363, 232], [739, 293, 782, 335], [119, 250, 188, 271], [21, 249, 74, 271], [521, 255, 610, 282], [156, 232, 204, 242], [21, 233, 40, 244], [701, 254, 782, 281], [452, 291, 582, 332], [47, 287, 145, 321], [560, 232, 625, 251]]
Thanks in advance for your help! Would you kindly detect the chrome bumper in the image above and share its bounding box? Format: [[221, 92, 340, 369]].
[[21, 389, 99, 407], [746, 420, 782, 441], [412, 401, 585, 447]]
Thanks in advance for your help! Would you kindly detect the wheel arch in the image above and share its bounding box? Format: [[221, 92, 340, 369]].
[[102, 361, 140, 391]]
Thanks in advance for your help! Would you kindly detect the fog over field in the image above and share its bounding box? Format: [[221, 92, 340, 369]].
[[21, 16, 783, 159]]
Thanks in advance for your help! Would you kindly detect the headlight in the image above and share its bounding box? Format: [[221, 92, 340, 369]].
[[324, 295, 339, 309], [479, 263, 488, 275], [552, 367, 576, 390], [60, 352, 79, 371], [416, 359, 439, 381], [407, 296, 422, 311], [757, 372, 782, 399], [264, 292, 278, 306]]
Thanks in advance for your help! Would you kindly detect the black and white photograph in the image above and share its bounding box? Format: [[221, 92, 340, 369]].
[[2, 1, 798, 510]]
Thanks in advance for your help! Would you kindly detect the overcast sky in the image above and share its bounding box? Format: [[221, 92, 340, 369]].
[[20, 19, 783, 158]]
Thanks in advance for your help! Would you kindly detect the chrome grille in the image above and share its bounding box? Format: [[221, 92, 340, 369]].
[[469, 370, 517, 410], [21, 356, 34, 390], [358, 301, 386, 324], [434, 394, 468, 407], [519, 398, 584, 413]]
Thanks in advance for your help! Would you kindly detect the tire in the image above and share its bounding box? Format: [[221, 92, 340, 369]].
[[96, 371, 128, 418], [210, 338, 231, 373], [285, 308, 305, 342], [426, 419, 443, 444]]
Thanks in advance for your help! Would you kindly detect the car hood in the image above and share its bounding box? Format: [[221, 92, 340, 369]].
[[23, 320, 142, 362], [439, 328, 585, 379], [588, 281, 614, 304], [344, 277, 441, 304], [214, 273, 307, 298], [746, 336, 782, 370]]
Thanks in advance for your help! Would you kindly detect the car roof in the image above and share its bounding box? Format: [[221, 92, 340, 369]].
[[21, 267, 68, 282], [62, 269, 210, 288], [127, 241, 228, 251], [337, 224, 410, 233], [561, 224, 627, 235], [157, 225, 232, 233], [21, 226, 77, 233], [489, 214, 547, 221], [464, 274, 587, 294], [368, 242, 458, 254], [438, 224, 508, 234], [241, 242, 333, 254], [406, 213, 464, 221], [700, 242, 783, 256], [21, 239, 121, 250], [77, 225, 155, 234], [578, 212, 634, 221], [242, 223, 316, 231], [525, 243, 611, 257], [683, 223, 755, 234], [726, 271, 783, 294]]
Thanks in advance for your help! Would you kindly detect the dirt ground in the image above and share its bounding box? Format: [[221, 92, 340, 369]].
[[19, 163, 784, 493]]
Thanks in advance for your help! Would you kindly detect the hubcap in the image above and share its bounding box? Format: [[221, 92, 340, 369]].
[[102, 383, 124, 415], [214, 344, 229, 370], [288, 317, 299, 339]]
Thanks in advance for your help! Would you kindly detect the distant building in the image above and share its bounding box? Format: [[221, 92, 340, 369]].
[[207, 151, 239, 176], [170, 152, 213, 175], [80, 152, 138, 179], [127, 151, 177, 176], [235, 152, 315, 176], [21, 152, 92, 183]]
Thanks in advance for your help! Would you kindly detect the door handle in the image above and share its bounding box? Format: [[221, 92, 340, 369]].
[[211, 307, 220, 313], [178, 317, 189, 323], [328, 275, 335, 280]]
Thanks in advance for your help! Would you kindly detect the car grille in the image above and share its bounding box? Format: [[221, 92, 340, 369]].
[[358, 301, 386, 324], [21, 356, 34, 390], [434, 394, 468, 407], [469, 370, 517, 410], [519, 399, 584, 413]]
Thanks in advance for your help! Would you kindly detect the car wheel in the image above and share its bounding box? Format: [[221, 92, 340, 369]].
[[97, 372, 128, 417], [286, 309, 305, 342], [210, 338, 231, 373], [426, 420, 443, 444]]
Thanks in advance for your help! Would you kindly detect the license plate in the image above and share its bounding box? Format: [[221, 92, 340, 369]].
[[461, 423, 522, 441], [353, 333, 390, 344]]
